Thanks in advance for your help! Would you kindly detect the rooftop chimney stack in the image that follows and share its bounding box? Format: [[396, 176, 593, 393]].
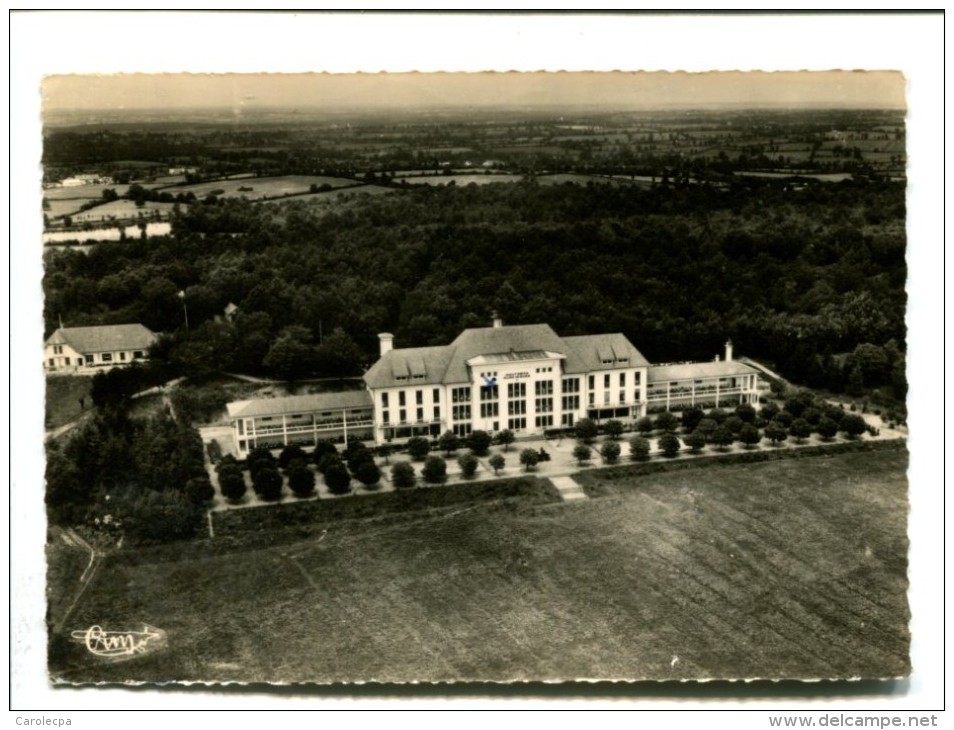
[[725, 340, 734, 362], [378, 332, 394, 356], [492, 311, 503, 329]]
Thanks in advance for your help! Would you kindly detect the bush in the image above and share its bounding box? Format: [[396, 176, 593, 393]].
[[801, 407, 822, 426], [488, 453, 505, 475], [724, 415, 745, 434], [438, 430, 461, 455], [774, 411, 794, 428], [789, 418, 812, 443], [738, 424, 761, 449], [658, 433, 681, 457], [422, 455, 448, 484], [654, 411, 679, 433], [783, 390, 815, 418], [710, 425, 734, 451], [457, 453, 479, 478], [636, 416, 654, 435], [312, 440, 338, 465], [840, 413, 868, 439], [574, 418, 598, 444], [629, 435, 650, 461], [185, 474, 215, 505], [246, 446, 277, 473], [324, 464, 352, 495], [707, 408, 729, 424], [287, 465, 316, 497], [496, 429, 515, 452], [681, 407, 705, 432], [816, 417, 839, 441], [391, 462, 416, 489], [354, 460, 382, 488], [346, 445, 375, 473], [252, 465, 284, 501], [278, 444, 308, 470], [599, 441, 621, 464], [406, 436, 431, 461], [735, 403, 756, 423], [760, 402, 780, 421], [317, 452, 344, 475], [572, 443, 592, 465], [764, 421, 789, 446], [519, 448, 540, 472], [206, 439, 223, 464], [218, 465, 246, 502], [683, 431, 706, 452], [604, 419, 624, 440], [695, 418, 718, 442], [468, 430, 492, 456]]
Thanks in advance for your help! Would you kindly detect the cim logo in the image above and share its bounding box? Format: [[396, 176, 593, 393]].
[[71, 624, 167, 661]]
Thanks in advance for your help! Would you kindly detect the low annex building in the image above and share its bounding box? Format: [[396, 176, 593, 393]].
[[44, 323, 157, 372], [224, 318, 762, 455]]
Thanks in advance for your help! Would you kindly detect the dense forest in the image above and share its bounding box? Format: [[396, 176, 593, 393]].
[[44, 177, 907, 402]]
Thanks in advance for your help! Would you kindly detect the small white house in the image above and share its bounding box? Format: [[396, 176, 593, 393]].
[[44, 323, 157, 372]]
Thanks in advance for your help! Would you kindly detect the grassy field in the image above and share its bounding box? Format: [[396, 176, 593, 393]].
[[49, 448, 909, 684], [45, 375, 93, 430], [70, 199, 176, 223], [171, 175, 359, 200]]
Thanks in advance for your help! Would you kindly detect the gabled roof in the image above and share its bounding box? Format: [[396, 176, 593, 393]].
[[444, 324, 567, 383], [226, 390, 373, 420], [561, 333, 650, 373], [45, 324, 157, 354], [648, 360, 757, 383], [364, 345, 456, 389]]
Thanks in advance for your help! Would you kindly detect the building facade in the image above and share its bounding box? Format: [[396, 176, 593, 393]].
[[44, 323, 157, 372], [224, 319, 764, 454]]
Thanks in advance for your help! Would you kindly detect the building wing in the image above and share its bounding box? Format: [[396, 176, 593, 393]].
[[561, 333, 651, 373], [46, 324, 157, 354]]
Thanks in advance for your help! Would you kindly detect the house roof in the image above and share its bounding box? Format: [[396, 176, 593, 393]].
[[363, 324, 650, 389], [648, 360, 757, 383], [226, 390, 373, 420], [45, 324, 157, 354]]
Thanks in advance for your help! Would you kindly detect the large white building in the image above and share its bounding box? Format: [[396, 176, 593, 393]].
[[44, 323, 157, 372], [225, 318, 763, 455]]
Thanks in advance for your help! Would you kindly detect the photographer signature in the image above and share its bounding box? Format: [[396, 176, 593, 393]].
[[70, 625, 166, 659]]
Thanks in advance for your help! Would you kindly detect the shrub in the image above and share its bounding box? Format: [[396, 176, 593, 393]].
[[724, 415, 744, 434], [681, 406, 705, 432], [816, 417, 839, 441], [629, 435, 650, 461], [789, 418, 812, 443], [658, 433, 681, 458], [496, 429, 515, 452], [422, 455, 448, 484], [185, 474, 215, 505], [317, 452, 344, 475], [246, 446, 277, 473], [574, 418, 598, 444], [738, 424, 761, 449], [278, 444, 308, 470], [599, 441, 621, 464], [354, 461, 382, 488], [252, 465, 284, 501], [324, 464, 352, 494], [519, 448, 540, 472], [215, 453, 238, 474], [707, 408, 728, 424], [438, 430, 461, 456], [391, 462, 416, 489], [312, 440, 338, 464], [840, 413, 868, 439], [764, 421, 789, 446], [488, 453, 505, 475], [783, 390, 815, 418], [468, 430, 492, 456], [636, 416, 654, 435], [654, 411, 679, 433], [406, 436, 431, 461], [206, 439, 223, 464], [802, 407, 822, 426], [287, 465, 316, 497], [346, 445, 375, 473], [603, 420, 624, 440], [710, 425, 734, 451], [683, 431, 706, 452], [572, 443, 592, 466], [457, 453, 479, 478], [376, 443, 392, 464], [760, 402, 780, 421], [735, 403, 756, 423], [695, 418, 718, 442], [217, 465, 246, 502]]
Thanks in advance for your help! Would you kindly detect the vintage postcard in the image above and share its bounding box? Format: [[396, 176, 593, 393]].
[[38, 68, 913, 689]]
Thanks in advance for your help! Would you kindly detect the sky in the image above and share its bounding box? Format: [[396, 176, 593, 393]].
[[43, 70, 905, 113]]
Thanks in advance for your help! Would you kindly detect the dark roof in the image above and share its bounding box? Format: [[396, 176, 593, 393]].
[[561, 333, 650, 373], [363, 324, 650, 389], [648, 360, 757, 383], [46, 324, 156, 354], [226, 390, 373, 420]]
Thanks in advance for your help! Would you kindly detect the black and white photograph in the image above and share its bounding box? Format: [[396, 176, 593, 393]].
[[10, 10, 944, 719]]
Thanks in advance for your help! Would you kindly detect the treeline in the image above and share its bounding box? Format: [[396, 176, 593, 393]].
[[44, 177, 906, 395], [45, 407, 213, 543]]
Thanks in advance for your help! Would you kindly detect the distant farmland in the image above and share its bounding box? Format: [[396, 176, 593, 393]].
[[51, 447, 908, 684], [170, 175, 360, 200]]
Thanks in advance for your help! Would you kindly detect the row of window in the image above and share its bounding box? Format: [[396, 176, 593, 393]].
[[381, 388, 442, 410], [382, 406, 441, 425], [47, 350, 145, 366]]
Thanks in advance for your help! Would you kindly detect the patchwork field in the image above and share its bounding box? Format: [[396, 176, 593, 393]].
[[171, 175, 360, 200], [49, 447, 909, 685]]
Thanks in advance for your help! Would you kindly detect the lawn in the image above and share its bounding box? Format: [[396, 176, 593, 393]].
[[171, 175, 359, 200], [49, 448, 909, 684], [45, 375, 93, 430]]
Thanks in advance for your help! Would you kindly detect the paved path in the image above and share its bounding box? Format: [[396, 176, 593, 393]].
[[549, 475, 588, 502]]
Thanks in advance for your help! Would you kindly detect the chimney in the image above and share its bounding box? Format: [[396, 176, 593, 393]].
[[492, 311, 503, 329], [378, 332, 394, 356], [725, 339, 734, 362]]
